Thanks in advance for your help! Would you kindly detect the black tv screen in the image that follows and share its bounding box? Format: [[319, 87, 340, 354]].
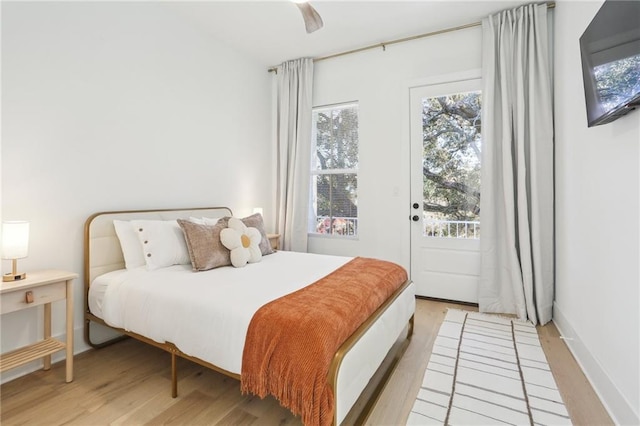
[[579, 0, 640, 127]]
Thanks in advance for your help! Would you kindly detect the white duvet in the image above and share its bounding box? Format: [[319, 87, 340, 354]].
[[90, 251, 351, 375]]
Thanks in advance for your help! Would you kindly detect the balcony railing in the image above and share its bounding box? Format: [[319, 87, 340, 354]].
[[312, 217, 476, 239], [425, 219, 480, 239], [314, 216, 358, 236]]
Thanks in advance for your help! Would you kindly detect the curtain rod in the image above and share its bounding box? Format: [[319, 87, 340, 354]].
[[268, 1, 555, 73]]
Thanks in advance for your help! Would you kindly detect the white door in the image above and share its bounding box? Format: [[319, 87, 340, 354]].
[[409, 78, 482, 303]]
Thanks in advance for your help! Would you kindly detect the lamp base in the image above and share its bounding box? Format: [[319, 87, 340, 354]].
[[3, 272, 26, 282]]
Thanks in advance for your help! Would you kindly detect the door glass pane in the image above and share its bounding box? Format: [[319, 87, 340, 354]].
[[422, 91, 481, 238]]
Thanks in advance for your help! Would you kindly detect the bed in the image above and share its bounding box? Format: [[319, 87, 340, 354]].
[[84, 207, 415, 425]]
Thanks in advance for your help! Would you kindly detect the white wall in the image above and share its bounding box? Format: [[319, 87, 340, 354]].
[[310, 26, 483, 272], [313, 2, 639, 423], [1, 2, 272, 382], [554, 1, 639, 424]]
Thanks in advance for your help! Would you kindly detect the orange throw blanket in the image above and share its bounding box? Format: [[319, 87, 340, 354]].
[[240, 257, 408, 426]]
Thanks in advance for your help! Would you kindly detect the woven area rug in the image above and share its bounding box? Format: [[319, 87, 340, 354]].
[[408, 309, 572, 425]]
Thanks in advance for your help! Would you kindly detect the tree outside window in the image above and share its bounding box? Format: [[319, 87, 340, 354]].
[[421, 91, 481, 238], [594, 53, 640, 111], [310, 103, 359, 236]]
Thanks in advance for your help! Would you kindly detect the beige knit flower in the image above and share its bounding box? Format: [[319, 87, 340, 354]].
[[220, 217, 262, 267]]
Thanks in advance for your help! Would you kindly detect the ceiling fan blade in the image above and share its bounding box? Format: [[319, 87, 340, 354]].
[[296, 2, 323, 34]]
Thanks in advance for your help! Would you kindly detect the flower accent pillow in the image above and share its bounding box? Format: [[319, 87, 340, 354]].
[[220, 217, 262, 267]]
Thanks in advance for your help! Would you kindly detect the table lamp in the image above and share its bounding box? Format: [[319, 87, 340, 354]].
[[2, 221, 29, 282]]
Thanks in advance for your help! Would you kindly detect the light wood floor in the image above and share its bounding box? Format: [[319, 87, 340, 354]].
[[0, 299, 612, 425]]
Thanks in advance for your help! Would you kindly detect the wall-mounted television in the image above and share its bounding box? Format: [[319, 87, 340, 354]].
[[579, 0, 640, 127]]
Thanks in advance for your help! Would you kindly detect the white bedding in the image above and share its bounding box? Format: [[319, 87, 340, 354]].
[[89, 250, 352, 375]]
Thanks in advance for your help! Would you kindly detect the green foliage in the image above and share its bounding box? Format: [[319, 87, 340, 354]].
[[314, 107, 358, 170], [422, 92, 481, 222], [594, 54, 640, 110], [313, 174, 357, 217]]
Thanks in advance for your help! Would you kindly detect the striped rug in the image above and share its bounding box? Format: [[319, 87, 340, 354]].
[[407, 309, 572, 425]]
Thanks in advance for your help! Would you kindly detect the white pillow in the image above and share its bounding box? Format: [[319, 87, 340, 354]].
[[113, 220, 145, 269], [130, 220, 191, 270], [189, 217, 205, 225], [189, 217, 220, 226], [202, 217, 219, 226]]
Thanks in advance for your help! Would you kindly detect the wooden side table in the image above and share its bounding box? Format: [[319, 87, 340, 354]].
[[267, 233, 281, 250], [0, 270, 77, 382]]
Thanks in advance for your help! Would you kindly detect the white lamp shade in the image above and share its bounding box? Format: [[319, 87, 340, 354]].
[[2, 221, 30, 259]]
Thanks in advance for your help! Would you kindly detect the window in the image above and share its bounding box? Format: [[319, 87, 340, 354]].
[[421, 91, 481, 238], [309, 103, 359, 237]]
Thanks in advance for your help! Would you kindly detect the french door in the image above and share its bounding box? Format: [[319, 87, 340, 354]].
[[409, 78, 482, 303]]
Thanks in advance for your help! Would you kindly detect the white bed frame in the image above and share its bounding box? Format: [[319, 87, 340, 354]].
[[84, 207, 415, 425]]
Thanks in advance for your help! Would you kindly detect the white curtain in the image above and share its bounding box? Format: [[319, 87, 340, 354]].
[[479, 4, 554, 325], [275, 58, 314, 252]]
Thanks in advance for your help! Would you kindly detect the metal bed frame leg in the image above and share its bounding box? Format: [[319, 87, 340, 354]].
[[87, 315, 186, 399], [408, 314, 415, 338], [171, 352, 178, 398]]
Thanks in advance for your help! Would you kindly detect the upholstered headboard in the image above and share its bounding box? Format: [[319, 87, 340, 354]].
[[83, 207, 232, 289]]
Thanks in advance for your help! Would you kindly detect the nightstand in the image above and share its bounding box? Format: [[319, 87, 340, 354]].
[[267, 233, 281, 250], [0, 270, 77, 382]]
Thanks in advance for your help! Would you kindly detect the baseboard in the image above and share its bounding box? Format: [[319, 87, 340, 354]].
[[553, 301, 639, 425], [0, 325, 93, 385]]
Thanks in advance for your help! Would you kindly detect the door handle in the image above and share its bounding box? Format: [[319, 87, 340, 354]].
[[412, 215, 419, 222]]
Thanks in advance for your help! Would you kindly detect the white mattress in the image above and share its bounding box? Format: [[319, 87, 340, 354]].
[[89, 268, 138, 319], [89, 251, 352, 374]]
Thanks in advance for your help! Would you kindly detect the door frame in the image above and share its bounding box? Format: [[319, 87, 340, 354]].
[[405, 69, 482, 301]]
